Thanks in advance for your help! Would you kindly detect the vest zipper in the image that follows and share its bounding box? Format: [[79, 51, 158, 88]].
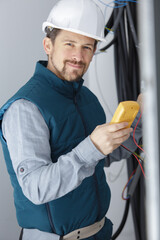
[[73, 91, 87, 137], [45, 89, 100, 235], [73, 90, 101, 221], [46, 203, 56, 233]]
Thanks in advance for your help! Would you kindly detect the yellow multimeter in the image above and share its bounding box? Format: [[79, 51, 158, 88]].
[[110, 101, 140, 128]]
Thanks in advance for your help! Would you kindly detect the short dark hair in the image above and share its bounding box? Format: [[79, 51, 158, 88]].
[[45, 27, 61, 45], [45, 27, 98, 50]]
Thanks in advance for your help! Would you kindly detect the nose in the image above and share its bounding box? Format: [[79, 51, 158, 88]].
[[72, 47, 84, 62]]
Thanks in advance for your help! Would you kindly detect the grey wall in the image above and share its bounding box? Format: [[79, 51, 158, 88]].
[[0, 1, 58, 239], [0, 1, 135, 240]]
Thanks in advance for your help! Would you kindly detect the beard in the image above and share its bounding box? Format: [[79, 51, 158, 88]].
[[50, 57, 86, 82]]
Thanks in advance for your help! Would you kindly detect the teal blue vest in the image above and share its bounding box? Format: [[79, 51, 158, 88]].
[[0, 61, 112, 239]]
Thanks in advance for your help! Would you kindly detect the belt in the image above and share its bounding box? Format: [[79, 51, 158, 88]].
[[62, 217, 105, 240]]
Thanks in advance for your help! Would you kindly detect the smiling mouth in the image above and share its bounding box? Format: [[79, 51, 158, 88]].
[[65, 60, 85, 69], [67, 62, 84, 69]]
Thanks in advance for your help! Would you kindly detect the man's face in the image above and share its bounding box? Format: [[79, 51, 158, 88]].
[[46, 30, 96, 82]]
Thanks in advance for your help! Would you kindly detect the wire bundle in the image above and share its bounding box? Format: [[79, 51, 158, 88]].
[[98, 1, 146, 239], [100, 1, 140, 102]]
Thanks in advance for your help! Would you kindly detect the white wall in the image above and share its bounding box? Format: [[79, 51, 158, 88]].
[[0, 0, 135, 239]]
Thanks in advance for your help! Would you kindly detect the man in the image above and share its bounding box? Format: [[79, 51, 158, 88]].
[[0, 0, 142, 239]]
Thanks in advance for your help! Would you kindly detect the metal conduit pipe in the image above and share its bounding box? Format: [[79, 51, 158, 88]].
[[138, 1, 160, 239]]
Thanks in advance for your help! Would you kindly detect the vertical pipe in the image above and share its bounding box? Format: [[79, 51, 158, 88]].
[[138, 1, 160, 240]]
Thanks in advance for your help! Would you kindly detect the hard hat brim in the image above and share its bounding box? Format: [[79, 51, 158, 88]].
[[42, 22, 107, 42]]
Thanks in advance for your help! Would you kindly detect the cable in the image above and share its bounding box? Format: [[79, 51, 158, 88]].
[[111, 155, 144, 239], [111, 199, 130, 239], [122, 169, 136, 200], [122, 108, 145, 160], [95, 0, 143, 238], [121, 145, 145, 177], [103, 7, 124, 40], [126, 4, 139, 52], [97, 0, 138, 8], [97, 4, 127, 54], [127, 164, 143, 197], [111, 152, 144, 239], [99, 38, 116, 52], [104, 9, 114, 37], [113, 3, 140, 102], [109, 7, 124, 32], [121, 145, 144, 161], [105, 0, 145, 239], [96, 7, 124, 54], [133, 111, 145, 153], [98, 0, 125, 8]]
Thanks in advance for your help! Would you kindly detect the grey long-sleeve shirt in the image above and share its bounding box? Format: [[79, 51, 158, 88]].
[[2, 99, 142, 239]]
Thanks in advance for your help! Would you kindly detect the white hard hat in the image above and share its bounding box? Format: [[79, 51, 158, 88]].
[[42, 0, 106, 42]]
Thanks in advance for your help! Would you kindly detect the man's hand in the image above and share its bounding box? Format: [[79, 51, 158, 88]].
[[90, 122, 133, 155]]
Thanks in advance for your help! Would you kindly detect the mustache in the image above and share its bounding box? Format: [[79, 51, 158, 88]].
[[64, 60, 85, 67]]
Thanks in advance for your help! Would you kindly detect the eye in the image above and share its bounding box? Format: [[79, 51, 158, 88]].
[[83, 46, 92, 51], [65, 43, 73, 47]]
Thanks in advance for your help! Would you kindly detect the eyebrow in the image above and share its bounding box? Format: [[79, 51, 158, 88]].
[[63, 39, 94, 47]]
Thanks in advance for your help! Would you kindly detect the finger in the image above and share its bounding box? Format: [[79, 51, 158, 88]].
[[113, 133, 131, 145], [107, 122, 129, 133], [112, 128, 133, 139]]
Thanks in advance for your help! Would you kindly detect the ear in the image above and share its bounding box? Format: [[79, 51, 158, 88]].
[[43, 37, 53, 55]]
